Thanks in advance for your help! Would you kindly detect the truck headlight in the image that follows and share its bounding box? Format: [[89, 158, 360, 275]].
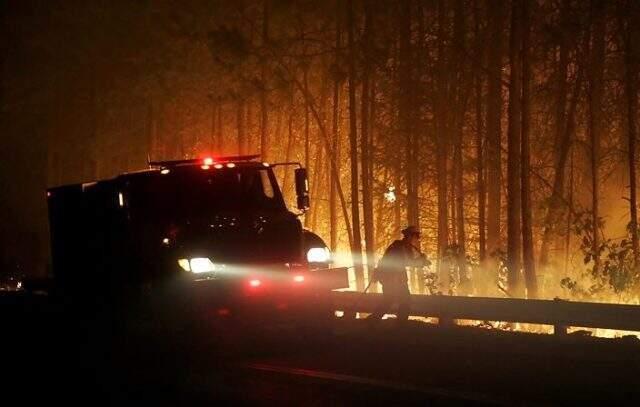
[[307, 247, 331, 263], [178, 257, 216, 273]]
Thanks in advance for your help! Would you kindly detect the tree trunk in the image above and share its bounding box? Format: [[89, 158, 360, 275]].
[[375, 169, 390, 244], [304, 69, 310, 172], [347, 0, 364, 290], [520, 0, 538, 299], [474, 1, 486, 265], [452, 0, 468, 291], [623, 5, 640, 271], [394, 171, 402, 237], [507, 0, 523, 297], [539, 0, 570, 269], [485, 1, 504, 286], [399, 0, 419, 231], [588, 0, 605, 273], [368, 78, 377, 254], [436, 0, 450, 292], [310, 78, 330, 229], [303, 67, 311, 229], [330, 0, 342, 252], [450, 175, 457, 244], [361, 1, 376, 278], [282, 106, 295, 200], [564, 146, 575, 275], [310, 139, 324, 231], [260, 0, 269, 161]]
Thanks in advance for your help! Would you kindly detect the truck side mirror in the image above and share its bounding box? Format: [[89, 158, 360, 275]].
[[295, 168, 310, 211]]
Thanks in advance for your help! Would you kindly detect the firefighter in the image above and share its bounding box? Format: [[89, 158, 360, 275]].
[[367, 226, 427, 322]]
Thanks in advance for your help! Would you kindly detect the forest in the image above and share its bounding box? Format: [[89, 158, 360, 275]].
[[1, 0, 639, 304]]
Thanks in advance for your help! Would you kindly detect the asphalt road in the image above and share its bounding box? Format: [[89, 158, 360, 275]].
[[98, 318, 640, 405], [4, 297, 640, 406]]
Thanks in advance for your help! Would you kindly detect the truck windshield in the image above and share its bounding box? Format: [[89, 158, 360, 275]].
[[129, 167, 285, 219]]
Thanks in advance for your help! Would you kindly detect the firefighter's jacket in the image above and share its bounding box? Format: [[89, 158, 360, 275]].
[[376, 239, 426, 285]]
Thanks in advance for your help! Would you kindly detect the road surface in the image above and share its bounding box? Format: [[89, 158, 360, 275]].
[[4, 296, 640, 405]]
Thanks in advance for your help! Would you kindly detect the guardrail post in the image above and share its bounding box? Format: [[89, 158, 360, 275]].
[[553, 323, 567, 336], [438, 316, 455, 327], [553, 298, 568, 336]]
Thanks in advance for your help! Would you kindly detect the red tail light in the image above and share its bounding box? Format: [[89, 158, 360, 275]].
[[203, 157, 214, 165], [249, 279, 262, 287]]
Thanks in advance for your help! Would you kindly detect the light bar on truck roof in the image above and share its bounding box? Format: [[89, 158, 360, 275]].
[[148, 154, 261, 168]]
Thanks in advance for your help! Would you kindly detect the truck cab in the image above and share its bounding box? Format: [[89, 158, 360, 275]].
[[47, 155, 347, 317]]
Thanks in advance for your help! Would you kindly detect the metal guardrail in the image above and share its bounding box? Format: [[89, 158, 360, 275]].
[[331, 291, 640, 334]]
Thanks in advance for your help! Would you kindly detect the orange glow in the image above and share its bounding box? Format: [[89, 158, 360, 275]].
[[249, 279, 261, 287], [203, 157, 214, 165]]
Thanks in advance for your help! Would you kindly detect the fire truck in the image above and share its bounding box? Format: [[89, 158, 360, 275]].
[[46, 155, 348, 320]]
